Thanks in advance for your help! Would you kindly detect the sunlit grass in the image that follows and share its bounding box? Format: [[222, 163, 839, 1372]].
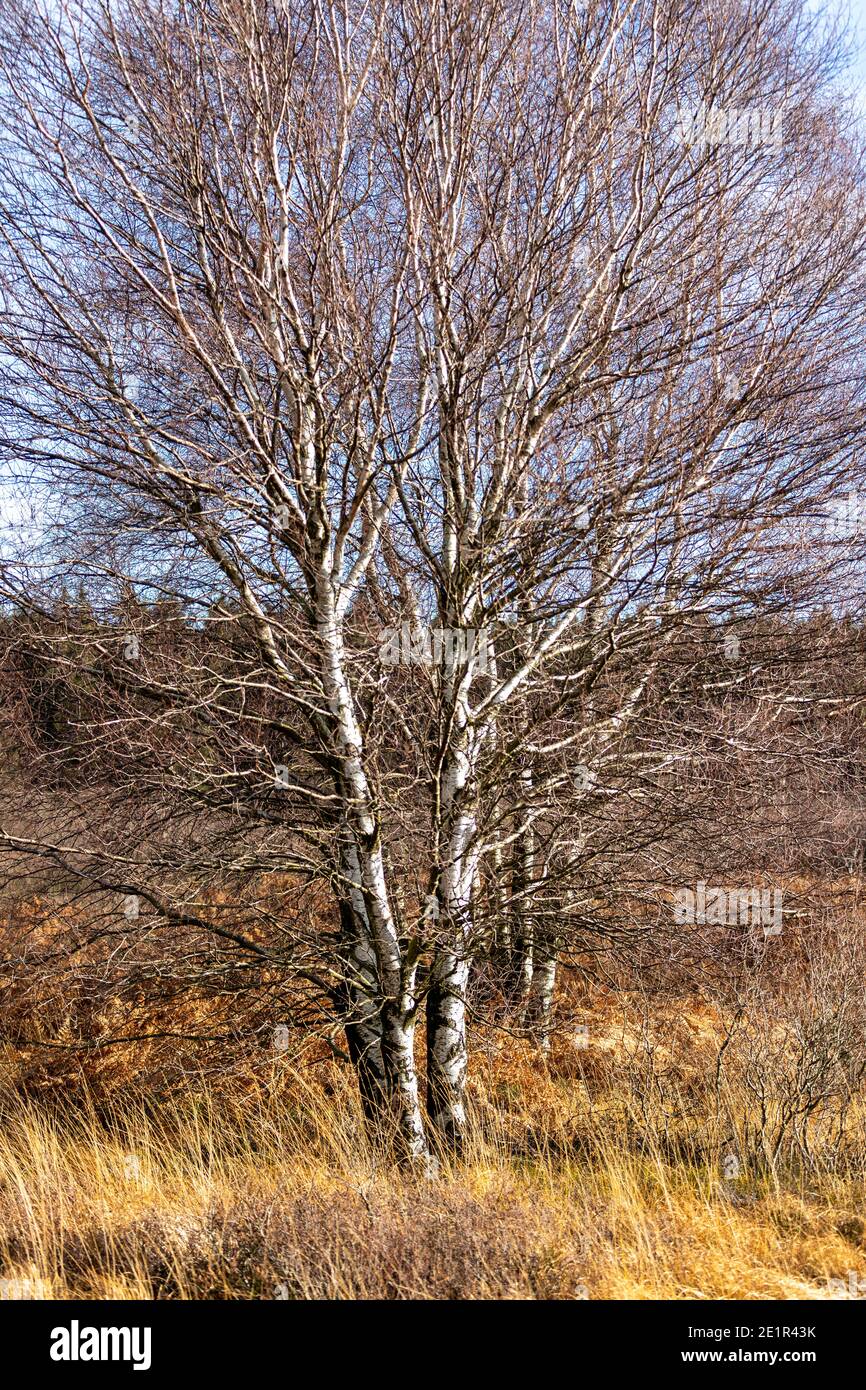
[[1, 1028, 865, 1299]]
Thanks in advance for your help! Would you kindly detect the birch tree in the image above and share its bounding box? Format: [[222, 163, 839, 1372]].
[[0, 0, 865, 1159]]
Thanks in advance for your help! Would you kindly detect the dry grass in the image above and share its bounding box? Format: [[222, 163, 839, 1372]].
[[2, 989, 866, 1300]]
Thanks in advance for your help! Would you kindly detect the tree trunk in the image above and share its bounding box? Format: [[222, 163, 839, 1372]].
[[338, 885, 428, 1163], [426, 732, 479, 1156], [319, 581, 430, 1165], [426, 945, 470, 1156], [337, 897, 389, 1131], [336, 830, 429, 1163], [513, 769, 536, 1016], [380, 1001, 428, 1163], [524, 942, 558, 1054]]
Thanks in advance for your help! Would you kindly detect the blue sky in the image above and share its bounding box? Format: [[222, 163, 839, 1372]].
[[829, 0, 866, 108]]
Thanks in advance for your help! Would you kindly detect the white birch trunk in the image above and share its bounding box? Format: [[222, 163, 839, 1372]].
[[426, 942, 471, 1152], [317, 574, 428, 1162], [336, 839, 388, 1126], [514, 766, 536, 1014], [525, 947, 558, 1055], [426, 681, 483, 1154]]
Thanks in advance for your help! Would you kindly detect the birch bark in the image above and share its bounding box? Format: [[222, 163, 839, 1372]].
[[317, 576, 429, 1161]]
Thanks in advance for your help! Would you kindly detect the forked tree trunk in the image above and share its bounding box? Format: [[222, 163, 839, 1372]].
[[348, 835, 429, 1164], [320, 586, 429, 1165], [338, 885, 428, 1163]]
